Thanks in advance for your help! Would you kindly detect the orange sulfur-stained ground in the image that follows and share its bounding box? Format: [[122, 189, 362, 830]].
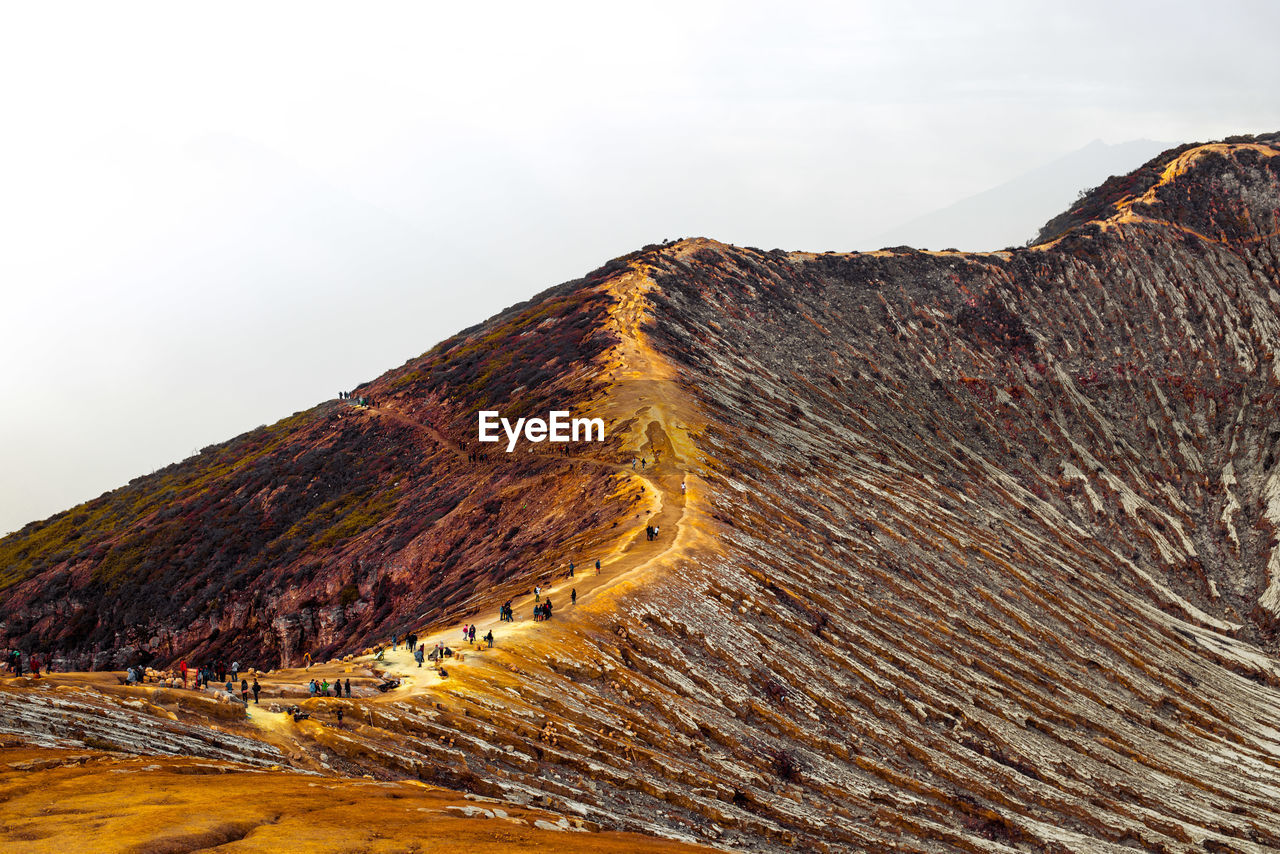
[[0, 747, 712, 854]]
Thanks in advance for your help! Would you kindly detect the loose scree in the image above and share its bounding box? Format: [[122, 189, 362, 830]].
[[477, 410, 605, 452]]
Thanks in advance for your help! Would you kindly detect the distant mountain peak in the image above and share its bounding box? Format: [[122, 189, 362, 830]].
[[1033, 132, 1280, 245]]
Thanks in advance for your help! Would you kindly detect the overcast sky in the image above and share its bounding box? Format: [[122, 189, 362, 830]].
[[2, 1, 1278, 535]]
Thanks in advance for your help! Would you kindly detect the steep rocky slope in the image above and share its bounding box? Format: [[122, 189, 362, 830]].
[[3, 135, 1280, 852], [0, 265, 641, 668]]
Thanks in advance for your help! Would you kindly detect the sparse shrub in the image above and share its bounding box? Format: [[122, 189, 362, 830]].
[[770, 748, 803, 781], [763, 678, 789, 705]]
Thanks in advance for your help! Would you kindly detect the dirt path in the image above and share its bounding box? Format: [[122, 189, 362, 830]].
[[205, 440, 678, 727], [339, 268, 695, 702], [357, 404, 467, 460], [364, 415, 688, 701]]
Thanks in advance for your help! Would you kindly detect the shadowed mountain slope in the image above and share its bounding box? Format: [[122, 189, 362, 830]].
[[4, 136, 1280, 852]]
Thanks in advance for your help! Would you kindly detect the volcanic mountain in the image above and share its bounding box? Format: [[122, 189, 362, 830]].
[[4, 134, 1280, 852]]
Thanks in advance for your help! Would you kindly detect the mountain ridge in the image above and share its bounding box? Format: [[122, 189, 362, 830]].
[[5, 134, 1280, 851], [4, 135, 1280, 668]]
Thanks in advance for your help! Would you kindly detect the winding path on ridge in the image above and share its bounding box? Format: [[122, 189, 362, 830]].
[[252, 271, 693, 712], [323, 403, 689, 704]]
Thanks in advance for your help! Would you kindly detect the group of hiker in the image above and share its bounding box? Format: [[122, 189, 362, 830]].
[[458, 624, 493, 648], [533, 599, 554, 621], [3, 649, 45, 677], [168, 659, 268, 705], [338, 391, 374, 406], [228, 677, 260, 704], [645, 523, 661, 541], [178, 659, 251, 689], [112, 657, 264, 705], [632, 448, 665, 471], [309, 677, 351, 698], [498, 601, 515, 622], [391, 632, 418, 652]]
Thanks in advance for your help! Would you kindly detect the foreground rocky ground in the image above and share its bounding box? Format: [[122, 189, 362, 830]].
[[0, 745, 709, 854]]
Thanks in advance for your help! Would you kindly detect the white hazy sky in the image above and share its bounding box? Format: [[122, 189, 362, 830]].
[[3, 1, 1278, 535]]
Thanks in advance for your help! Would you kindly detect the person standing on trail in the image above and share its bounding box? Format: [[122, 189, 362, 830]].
[[241, 679, 249, 703], [252, 679, 261, 704], [484, 630, 493, 647], [595, 559, 601, 574], [414, 645, 425, 668], [571, 588, 577, 605], [569, 560, 574, 577], [345, 679, 351, 698], [681, 480, 686, 495], [462, 624, 469, 643], [336, 705, 344, 726], [534, 585, 541, 602], [469, 624, 476, 643], [231, 661, 239, 680]]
